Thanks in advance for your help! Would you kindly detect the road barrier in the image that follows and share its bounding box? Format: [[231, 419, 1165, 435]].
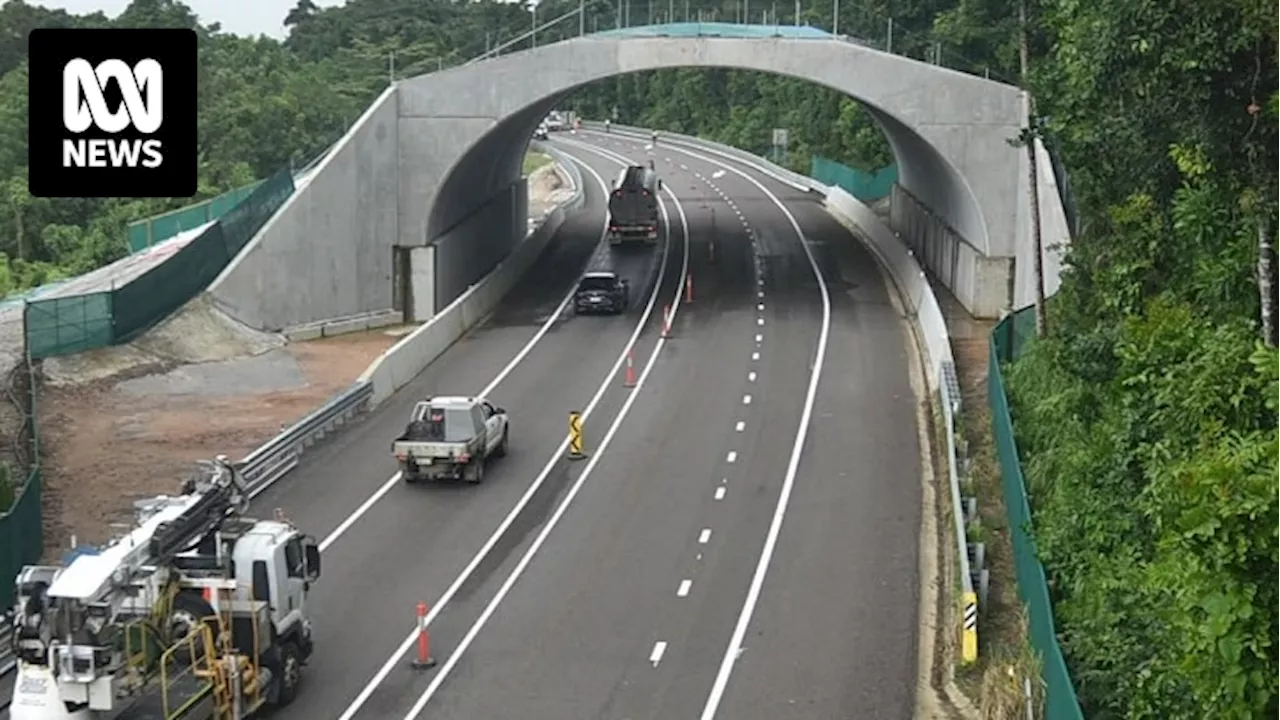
[[584, 121, 985, 663], [358, 146, 584, 409]]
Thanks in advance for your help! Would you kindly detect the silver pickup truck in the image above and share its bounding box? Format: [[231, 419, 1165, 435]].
[[392, 396, 510, 483]]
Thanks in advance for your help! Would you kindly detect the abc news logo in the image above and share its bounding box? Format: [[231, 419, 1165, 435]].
[[29, 28, 196, 198], [62, 58, 165, 169]]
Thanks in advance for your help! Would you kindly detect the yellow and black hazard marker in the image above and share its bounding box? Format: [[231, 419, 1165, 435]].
[[567, 411, 587, 461], [961, 590, 978, 664]]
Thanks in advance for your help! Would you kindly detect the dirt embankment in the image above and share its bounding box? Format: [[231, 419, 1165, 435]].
[[35, 159, 576, 556]]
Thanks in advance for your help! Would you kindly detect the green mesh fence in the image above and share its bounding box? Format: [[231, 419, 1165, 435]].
[[125, 180, 265, 253], [0, 345, 42, 609], [113, 224, 231, 343], [24, 292, 115, 359], [218, 168, 295, 258], [810, 156, 898, 201], [988, 307, 1084, 720]]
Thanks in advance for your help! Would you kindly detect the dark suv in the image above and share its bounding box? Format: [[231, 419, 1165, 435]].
[[574, 271, 629, 315]]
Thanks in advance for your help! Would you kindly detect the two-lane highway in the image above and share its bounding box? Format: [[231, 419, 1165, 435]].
[[251, 144, 690, 720]]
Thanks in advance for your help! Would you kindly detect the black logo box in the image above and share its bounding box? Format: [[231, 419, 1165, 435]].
[[28, 28, 197, 198]]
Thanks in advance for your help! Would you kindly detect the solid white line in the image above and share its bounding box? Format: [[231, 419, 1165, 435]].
[[742, 395, 752, 405], [698, 528, 712, 544], [677, 579, 692, 597], [714, 487, 726, 500], [317, 148, 610, 553], [613, 134, 835, 720], [395, 145, 694, 720], [726, 451, 737, 463], [335, 143, 679, 720], [650, 641, 668, 667], [735, 421, 745, 432]]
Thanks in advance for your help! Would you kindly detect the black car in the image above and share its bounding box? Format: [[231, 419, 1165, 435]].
[[574, 271, 629, 315]]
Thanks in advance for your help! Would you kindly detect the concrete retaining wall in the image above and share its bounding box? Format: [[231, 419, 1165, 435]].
[[358, 147, 584, 408], [207, 86, 401, 332], [432, 179, 528, 310]]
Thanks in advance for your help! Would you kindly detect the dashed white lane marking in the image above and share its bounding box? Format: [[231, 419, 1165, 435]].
[[699, 528, 712, 544], [742, 394, 752, 405], [650, 641, 668, 667], [757, 303, 765, 311], [677, 579, 693, 597], [747, 372, 757, 383], [714, 486, 727, 500], [757, 317, 765, 326], [751, 351, 760, 361], [755, 334, 763, 343], [712, 169, 726, 179], [735, 420, 745, 432], [758, 290, 765, 298], [680, 163, 688, 170], [726, 450, 738, 463]]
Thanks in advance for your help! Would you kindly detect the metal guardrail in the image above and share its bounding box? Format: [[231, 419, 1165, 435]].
[[580, 121, 986, 661], [240, 380, 374, 499]]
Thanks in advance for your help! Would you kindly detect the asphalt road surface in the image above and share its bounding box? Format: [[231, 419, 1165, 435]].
[[0, 136, 920, 720], [325, 131, 919, 720], [254, 131, 918, 720], [247, 140, 688, 720]]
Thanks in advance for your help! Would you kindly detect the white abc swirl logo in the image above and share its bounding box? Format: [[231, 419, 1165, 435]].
[[62, 58, 163, 134], [60, 58, 165, 169]]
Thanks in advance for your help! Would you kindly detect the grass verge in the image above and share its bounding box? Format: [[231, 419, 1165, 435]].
[[947, 326, 1043, 718], [523, 151, 553, 176]]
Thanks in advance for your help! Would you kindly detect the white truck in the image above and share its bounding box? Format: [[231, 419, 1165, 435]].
[[392, 396, 510, 484], [8, 456, 321, 720]]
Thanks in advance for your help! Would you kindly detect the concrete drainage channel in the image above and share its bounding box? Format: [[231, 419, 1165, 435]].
[[0, 146, 585, 713]]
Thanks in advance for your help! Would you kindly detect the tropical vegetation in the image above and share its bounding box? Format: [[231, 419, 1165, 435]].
[[0, 0, 1273, 717]]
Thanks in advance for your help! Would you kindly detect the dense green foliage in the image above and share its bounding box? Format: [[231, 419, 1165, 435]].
[[1004, 0, 1278, 716], [0, 0, 1274, 716]]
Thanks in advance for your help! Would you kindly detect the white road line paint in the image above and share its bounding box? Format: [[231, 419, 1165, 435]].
[[755, 334, 763, 343], [315, 147, 613, 552], [679, 163, 688, 170], [747, 372, 757, 383], [758, 290, 764, 298], [650, 641, 668, 667], [757, 317, 765, 326], [712, 169, 726, 179], [735, 420, 745, 432], [336, 141, 683, 720], [757, 303, 765, 311], [394, 142, 695, 720], [699, 528, 712, 544], [677, 580, 693, 597], [714, 486, 727, 500], [751, 351, 760, 361], [726, 451, 738, 463], [742, 394, 752, 405], [619, 136, 835, 720]]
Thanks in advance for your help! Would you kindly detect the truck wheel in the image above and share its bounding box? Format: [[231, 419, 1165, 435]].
[[465, 456, 486, 484], [495, 427, 509, 458], [274, 641, 302, 707]]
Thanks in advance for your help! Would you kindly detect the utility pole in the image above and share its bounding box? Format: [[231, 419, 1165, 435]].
[[886, 17, 894, 53], [832, 0, 838, 34], [531, 3, 537, 48], [579, 0, 585, 36], [1020, 0, 1047, 337], [388, 51, 395, 85]]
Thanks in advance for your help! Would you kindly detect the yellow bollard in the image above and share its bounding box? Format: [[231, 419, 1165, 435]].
[[567, 411, 587, 461]]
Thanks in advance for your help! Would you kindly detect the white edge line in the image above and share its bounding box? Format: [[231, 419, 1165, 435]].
[[334, 142, 679, 720], [318, 148, 607, 553], [394, 137, 694, 720]]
